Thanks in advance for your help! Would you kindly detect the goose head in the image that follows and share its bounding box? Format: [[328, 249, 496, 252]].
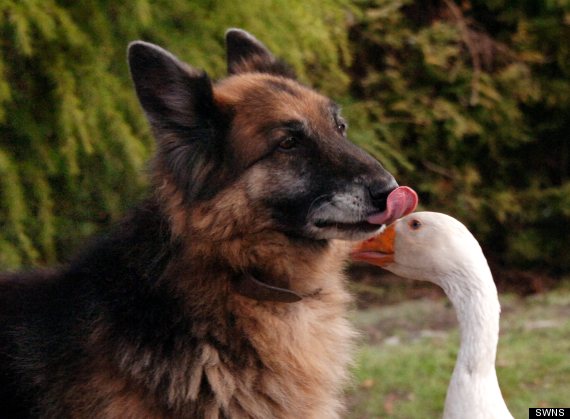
[[351, 212, 486, 286]]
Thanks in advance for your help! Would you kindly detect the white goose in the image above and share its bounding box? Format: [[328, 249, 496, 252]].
[[352, 212, 513, 419]]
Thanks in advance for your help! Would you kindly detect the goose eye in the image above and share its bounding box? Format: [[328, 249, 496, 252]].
[[279, 136, 297, 150], [409, 219, 422, 230]]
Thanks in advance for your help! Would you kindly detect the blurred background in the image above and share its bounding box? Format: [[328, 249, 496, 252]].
[[0, 0, 568, 417]]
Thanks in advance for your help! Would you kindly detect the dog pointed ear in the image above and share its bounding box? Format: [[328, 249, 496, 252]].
[[225, 29, 295, 78], [128, 41, 229, 202], [128, 41, 217, 138]]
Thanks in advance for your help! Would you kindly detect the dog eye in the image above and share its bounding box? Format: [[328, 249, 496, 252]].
[[279, 136, 297, 150], [337, 122, 347, 134]]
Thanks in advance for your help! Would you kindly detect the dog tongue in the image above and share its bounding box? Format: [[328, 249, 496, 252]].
[[367, 186, 418, 225]]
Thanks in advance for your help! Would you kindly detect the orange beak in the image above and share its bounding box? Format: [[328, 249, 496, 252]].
[[351, 223, 396, 267]]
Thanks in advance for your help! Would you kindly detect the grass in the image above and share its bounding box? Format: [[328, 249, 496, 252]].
[[347, 290, 570, 418]]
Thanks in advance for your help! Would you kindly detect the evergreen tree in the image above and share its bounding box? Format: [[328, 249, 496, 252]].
[[1, 0, 568, 278], [345, 0, 570, 273], [0, 0, 351, 268]]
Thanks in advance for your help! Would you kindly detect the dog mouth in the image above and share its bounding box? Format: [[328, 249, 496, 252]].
[[313, 219, 380, 233], [367, 186, 418, 225], [306, 186, 418, 240]]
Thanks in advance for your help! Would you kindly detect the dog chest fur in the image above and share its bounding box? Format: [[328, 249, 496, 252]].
[[77, 239, 355, 419]]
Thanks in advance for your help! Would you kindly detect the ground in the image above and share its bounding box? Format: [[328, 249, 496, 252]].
[[346, 273, 570, 418]]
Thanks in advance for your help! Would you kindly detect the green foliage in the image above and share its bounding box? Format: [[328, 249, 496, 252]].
[[345, 0, 570, 273], [0, 0, 352, 269], [0, 0, 568, 275]]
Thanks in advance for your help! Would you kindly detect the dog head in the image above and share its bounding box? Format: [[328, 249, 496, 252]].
[[128, 29, 398, 242]]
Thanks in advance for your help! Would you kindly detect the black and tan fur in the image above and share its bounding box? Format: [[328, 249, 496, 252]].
[[0, 29, 399, 418]]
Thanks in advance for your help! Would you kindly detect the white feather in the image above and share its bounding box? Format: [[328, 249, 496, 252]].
[[385, 212, 513, 419]]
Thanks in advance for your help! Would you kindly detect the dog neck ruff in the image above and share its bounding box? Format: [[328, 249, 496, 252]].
[[233, 270, 303, 303]]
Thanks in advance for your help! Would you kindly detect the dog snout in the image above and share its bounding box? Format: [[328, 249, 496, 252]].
[[368, 178, 398, 211]]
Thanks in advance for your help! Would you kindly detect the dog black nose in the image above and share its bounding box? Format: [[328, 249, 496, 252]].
[[368, 179, 398, 211]]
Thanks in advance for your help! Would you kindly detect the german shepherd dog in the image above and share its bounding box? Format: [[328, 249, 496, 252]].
[[0, 30, 399, 418]]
